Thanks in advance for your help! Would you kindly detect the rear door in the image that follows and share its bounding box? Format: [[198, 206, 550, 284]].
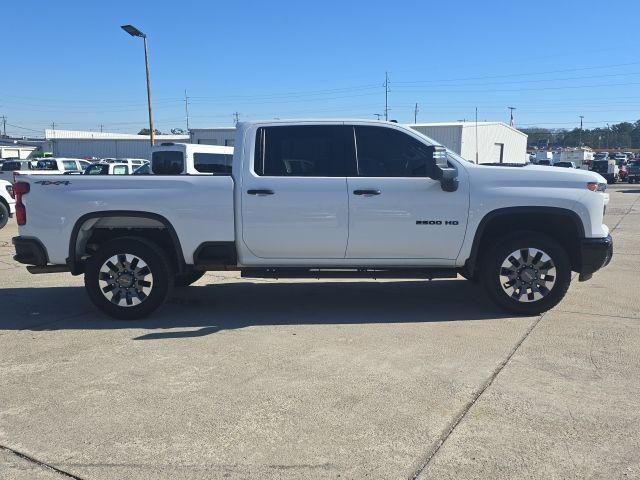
[[346, 125, 469, 261], [241, 125, 354, 259]]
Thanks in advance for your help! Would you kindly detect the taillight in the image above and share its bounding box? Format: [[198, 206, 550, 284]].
[[13, 181, 30, 226]]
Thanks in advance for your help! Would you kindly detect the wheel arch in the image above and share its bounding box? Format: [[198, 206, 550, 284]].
[[465, 206, 585, 278], [67, 211, 186, 275]]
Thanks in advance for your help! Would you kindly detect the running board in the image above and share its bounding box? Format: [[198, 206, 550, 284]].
[[27, 265, 71, 274], [240, 267, 458, 280]]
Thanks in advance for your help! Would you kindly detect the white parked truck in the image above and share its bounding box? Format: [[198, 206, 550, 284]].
[[12, 120, 613, 319], [0, 178, 15, 229]]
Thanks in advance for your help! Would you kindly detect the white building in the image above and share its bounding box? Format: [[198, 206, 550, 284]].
[[189, 128, 236, 147], [408, 122, 528, 164], [189, 122, 528, 164], [45, 130, 190, 159]]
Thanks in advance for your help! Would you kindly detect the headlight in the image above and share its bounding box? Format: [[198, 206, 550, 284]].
[[587, 182, 607, 192], [5, 184, 14, 199]]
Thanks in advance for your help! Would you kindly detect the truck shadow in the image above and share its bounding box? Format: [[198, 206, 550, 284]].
[[0, 279, 514, 339]]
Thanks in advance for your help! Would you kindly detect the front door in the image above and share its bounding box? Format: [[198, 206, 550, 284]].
[[241, 125, 355, 259], [346, 125, 469, 261]]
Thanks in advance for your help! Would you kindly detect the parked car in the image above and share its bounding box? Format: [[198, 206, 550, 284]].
[[101, 158, 149, 169], [619, 164, 629, 182], [628, 160, 640, 183], [591, 159, 619, 183], [84, 163, 134, 175], [0, 177, 15, 229], [594, 152, 609, 160], [554, 161, 577, 169], [12, 120, 612, 320], [537, 159, 552, 166], [133, 164, 150, 175], [35, 158, 92, 173]]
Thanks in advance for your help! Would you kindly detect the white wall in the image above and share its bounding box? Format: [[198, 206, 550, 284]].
[[460, 124, 527, 164], [409, 125, 463, 154], [190, 129, 236, 147]]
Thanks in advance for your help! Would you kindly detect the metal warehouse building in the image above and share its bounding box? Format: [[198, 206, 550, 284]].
[[409, 122, 528, 164], [45, 130, 189, 159], [189, 122, 527, 164]]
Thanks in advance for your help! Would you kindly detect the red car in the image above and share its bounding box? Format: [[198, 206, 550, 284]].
[[619, 164, 628, 182]]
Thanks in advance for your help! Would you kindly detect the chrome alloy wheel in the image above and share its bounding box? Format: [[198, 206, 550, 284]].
[[98, 254, 153, 307], [499, 248, 557, 303]]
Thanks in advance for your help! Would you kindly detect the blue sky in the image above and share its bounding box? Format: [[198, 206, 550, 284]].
[[2, 0, 640, 135]]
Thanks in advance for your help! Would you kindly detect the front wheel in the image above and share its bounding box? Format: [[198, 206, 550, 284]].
[[480, 232, 571, 315], [84, 237, 173, 320]]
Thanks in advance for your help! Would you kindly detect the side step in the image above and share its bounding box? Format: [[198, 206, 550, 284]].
[[27, 265, 71, 274], [241, 267, 458, 280]]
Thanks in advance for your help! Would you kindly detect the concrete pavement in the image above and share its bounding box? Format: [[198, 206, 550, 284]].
[[1, 184, 638, 479]]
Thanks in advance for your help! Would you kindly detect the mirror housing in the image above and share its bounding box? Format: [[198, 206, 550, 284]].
[[426, 145, 459, 192]]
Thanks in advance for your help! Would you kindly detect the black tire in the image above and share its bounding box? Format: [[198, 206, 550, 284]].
[[480, 231, 571, 315], [84, 237, 173, 320], [0, 202, 8, 229], [174, 270, 205, 288]]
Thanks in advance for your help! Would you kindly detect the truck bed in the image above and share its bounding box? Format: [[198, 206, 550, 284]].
[[16, 174, 235, 264]]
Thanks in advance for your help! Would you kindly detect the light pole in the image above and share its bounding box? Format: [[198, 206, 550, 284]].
[[121, 24, 155, 146]]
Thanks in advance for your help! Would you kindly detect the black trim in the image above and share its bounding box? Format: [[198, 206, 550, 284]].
[[578, 234, 613, 281], [67, 211, 186, 275], [12, 236, 49, 266], [465, 206, 585, 276], [240, 267, 457, 279], [193, 241, 237, 268]]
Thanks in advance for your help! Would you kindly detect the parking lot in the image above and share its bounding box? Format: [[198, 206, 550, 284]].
[[0, 183, 638, 480]]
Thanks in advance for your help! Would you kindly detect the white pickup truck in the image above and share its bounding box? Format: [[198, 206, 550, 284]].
[[12, 120, 613, 319], [0, 177, 15, 229]]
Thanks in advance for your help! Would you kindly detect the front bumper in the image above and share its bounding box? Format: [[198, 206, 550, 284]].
[[12, 236, 49, 266], [578, 234, 613, 281]]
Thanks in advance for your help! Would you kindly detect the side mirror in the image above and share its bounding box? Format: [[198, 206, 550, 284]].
[[426, 145, 459, 192]]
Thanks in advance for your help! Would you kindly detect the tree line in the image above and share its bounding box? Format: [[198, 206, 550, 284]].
[[521, 120, 640, 150]]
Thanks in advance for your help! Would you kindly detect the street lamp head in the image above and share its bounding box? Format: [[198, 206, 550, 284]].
[[121, 24, 146, 38]]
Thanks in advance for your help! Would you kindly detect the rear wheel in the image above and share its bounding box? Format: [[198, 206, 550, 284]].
[[480, 231, 571, 315], [84, 237, 173, 320], [0, 202, 8, 229]]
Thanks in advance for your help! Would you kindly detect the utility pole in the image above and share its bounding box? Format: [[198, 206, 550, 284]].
[[100, 124, 104, 133], [51, 121, 56, 131], [579, 115, 584, 147], [508, 106, 516, 127], [475, 107, 479, 164], [184, 89, 190, 132], [1, 115, 6, 137], [413, 103, 419, 123], [233, 112, 240, 125], [374, 113, 382, 120], [384, 71, 390, 121]]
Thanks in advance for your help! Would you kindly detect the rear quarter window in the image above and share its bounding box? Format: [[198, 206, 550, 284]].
[[152, 151, 184, 175]]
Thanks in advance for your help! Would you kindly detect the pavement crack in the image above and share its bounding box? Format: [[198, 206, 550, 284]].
[[0, 444, 85, 479], [408, 313, 546, 480]]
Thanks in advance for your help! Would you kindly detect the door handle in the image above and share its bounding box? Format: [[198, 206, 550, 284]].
[[247, 189, 274, 196], [353, 189, 381, 196]]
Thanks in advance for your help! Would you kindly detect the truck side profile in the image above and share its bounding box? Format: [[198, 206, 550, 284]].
[[12, 120, 613, 319]]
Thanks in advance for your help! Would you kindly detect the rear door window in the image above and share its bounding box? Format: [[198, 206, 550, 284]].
[[152, 151, 184, 175], [254, 125, 355, 177], [112, 165, 128, 175], [193, 153, 233, 174]]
